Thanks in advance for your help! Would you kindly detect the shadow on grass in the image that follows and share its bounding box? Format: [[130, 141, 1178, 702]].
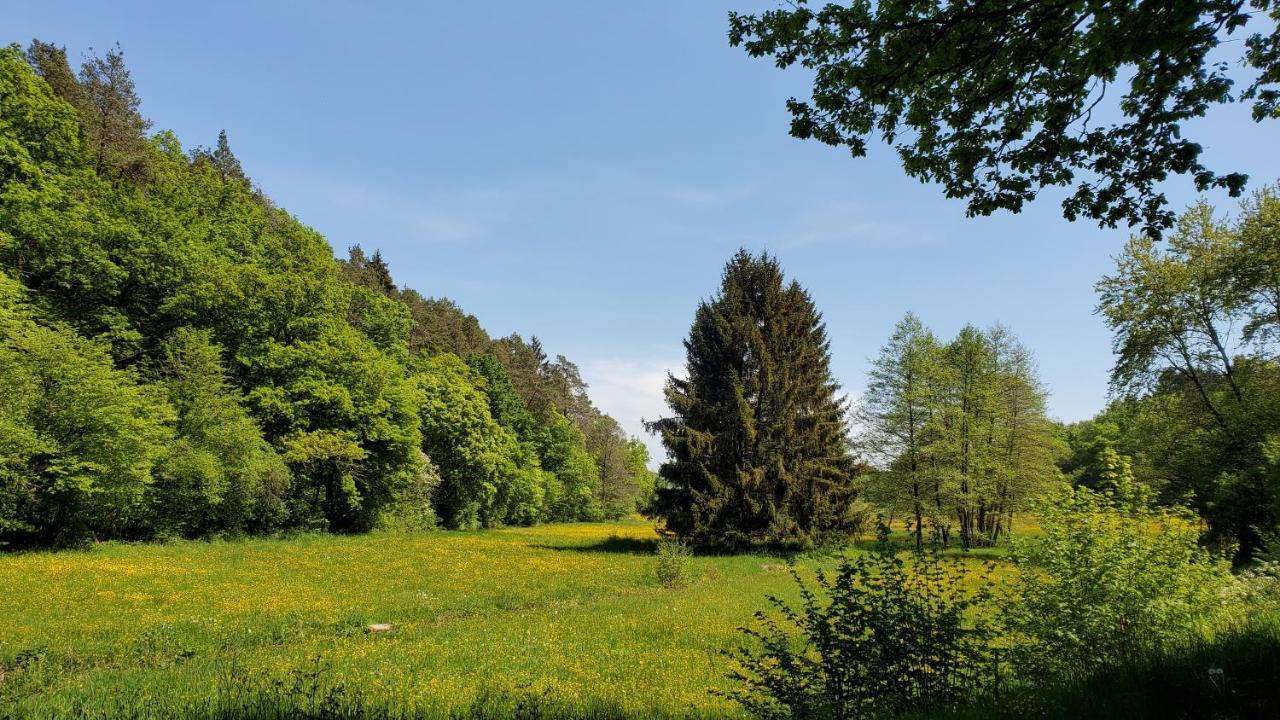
[[528, 536, 661, 555]]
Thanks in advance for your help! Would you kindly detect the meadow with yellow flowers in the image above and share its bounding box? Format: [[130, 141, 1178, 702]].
[[0, 519, 879, 719]]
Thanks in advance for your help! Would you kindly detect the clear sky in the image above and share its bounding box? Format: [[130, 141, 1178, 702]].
[[11, 1, 1279, 462]]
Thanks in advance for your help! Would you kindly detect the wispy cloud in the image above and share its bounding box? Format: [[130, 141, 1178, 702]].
[[270, 173, 529, 245], [774, 201, 939, 250]]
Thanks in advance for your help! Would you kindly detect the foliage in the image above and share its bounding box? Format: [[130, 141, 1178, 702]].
[[413, 353, 545, 528], [1092, 187, 1280, 556], [624, 438, 657, 513], [921, 611, 1280, 720], [860, 315, 1061, 549], [725, 525, 997, 720], [0, 274, 173, 546], [534, 411, 602, 521], [151, 327, 288, 537], [655, 538, 694, 589], [1005, 470, 1232, 678], [0, 42, 637, 545], [648, 250, 861, 551], [727, 1, 1278, 234]]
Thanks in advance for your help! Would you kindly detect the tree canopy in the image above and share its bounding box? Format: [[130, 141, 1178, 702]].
[[728, 0, 1280, 235]]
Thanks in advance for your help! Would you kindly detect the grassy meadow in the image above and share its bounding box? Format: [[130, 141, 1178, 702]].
[[0, 519, 918, 719]]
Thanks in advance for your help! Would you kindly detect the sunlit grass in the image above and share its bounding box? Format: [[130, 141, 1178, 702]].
[[0, 518, 1009, 718]]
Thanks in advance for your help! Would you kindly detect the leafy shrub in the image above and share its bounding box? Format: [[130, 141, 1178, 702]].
[[918, 610, 1280, 720], [655, 539, 694, 589], [1005, 465, 1232, 678], [726, 525, 997, 719]]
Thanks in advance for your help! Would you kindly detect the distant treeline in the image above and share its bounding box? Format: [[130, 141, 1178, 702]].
[[0, 42, 654, 548]]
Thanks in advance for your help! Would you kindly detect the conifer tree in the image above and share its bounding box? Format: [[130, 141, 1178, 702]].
[[77, 44, 151, 184], [25, 40, 84, 110], [648, 250, 859, 550], [211, 129, 245, 182]]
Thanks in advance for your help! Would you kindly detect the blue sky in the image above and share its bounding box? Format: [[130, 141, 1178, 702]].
[[11, 1, 1279, 461]]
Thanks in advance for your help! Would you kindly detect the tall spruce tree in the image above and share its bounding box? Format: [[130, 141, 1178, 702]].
[[648, 250, 859, 550]]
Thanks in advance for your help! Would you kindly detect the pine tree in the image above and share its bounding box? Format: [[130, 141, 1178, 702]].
[[25, 40, 84, 110], [211, 129, 245, 182], [647, 250, 859, 550], [367, 249, 395, 294], [78, 44, 151, 184]]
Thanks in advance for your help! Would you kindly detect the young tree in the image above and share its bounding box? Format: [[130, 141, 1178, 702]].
[[727, 524, 998, 719], [727, 1, 1277, 234], [1006, 472, 1232, 677], [858, 312, 942, 548], [648, 250, 859, 550]]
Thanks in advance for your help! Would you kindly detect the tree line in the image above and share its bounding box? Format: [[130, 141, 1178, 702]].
[[0, 41, 653, 548]]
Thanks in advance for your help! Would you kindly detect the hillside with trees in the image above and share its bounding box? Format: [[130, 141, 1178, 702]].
[[0, 42, 654, 547]]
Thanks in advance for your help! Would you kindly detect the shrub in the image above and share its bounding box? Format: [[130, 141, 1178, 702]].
[[726, 525, 997, 719], [655, 539, 694, 589], [1004, 466, 1232, 678]]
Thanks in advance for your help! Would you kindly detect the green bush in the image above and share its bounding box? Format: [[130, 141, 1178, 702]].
[[921, 610, 1280, 720], [655, 539, 693, 589], [726, 525, 997, 719], [1004, 460, 1233, 678]]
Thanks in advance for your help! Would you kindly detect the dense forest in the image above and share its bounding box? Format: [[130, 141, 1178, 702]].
[[0, 42, 654, 548]]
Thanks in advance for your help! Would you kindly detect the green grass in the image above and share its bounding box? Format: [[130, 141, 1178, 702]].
[[0, 519, 868, 719], [8, 518, 1271, 719]]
